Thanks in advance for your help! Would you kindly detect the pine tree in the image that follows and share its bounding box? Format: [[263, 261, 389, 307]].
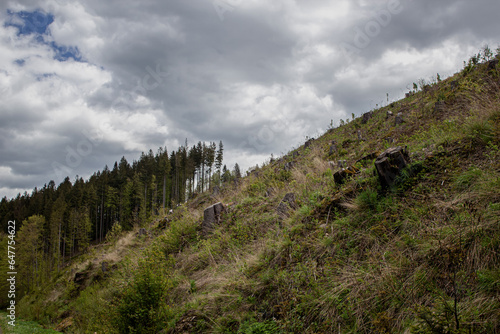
[[0, 234, 10, 307], [234, 163, 241, 181], [17, 215, 45, 294], [222, 164, 231, 183], [49, 196, 66, 271], [205, 142, 216, 190], [216, 141, 224, 185]]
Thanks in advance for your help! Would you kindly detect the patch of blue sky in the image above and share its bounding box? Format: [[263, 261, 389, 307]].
[[5, 10, 53, 36], [5, 9, 83, 62]]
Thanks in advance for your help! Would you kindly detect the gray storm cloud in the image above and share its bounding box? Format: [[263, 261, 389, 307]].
[[1, 0, 499, 199]]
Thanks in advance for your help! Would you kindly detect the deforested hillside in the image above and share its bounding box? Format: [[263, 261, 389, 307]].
[[5, 51, 500, 333]]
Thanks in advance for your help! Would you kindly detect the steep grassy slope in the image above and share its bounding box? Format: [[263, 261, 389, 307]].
[[18, 56, 500, 333]]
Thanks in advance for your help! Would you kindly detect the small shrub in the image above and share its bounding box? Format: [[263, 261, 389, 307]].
[[248, 181, 266, 197], [466, 119, 494, 145], [116, 265, 171, 333], [74, 282, 118, 333], [159, 218, 198, 256], [393, 161, 426, 192], [355, 189, 378, 212], [105, 222, 123, 243], [454, 167, 482, 190], [477, 269, 500, 293], [412, 301, 467, 334], [297, 205, 313, 218]]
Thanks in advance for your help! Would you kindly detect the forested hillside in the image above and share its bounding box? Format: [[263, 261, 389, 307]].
[[0, 140, 231, 301], [1, 48, 499, 333]]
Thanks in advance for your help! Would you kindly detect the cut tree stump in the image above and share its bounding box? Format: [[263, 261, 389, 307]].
[[277, 193, 297, 218], [375, 146, 410, 189], [202, 202, 225, 235]]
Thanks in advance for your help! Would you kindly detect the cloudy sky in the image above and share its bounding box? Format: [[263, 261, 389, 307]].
[[1, 0, 499, 199]]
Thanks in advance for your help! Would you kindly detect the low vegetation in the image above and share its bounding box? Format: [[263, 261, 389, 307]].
[[2, 47, 500, 333]]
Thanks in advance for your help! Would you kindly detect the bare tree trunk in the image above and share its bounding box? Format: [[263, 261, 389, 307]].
[[58, 221, 61, 271], [163, 175, 166, 211], [100, 194, 104, 243]]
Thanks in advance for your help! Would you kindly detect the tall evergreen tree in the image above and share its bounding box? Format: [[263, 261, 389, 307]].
[[216, 140, 224, 185], [17, 215, 45, 294], [233, 163, 242, 182]]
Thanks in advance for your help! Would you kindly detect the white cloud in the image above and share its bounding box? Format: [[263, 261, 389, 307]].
[[1, 0, 500, 198]]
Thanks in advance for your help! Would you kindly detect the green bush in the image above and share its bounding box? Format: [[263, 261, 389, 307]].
[[116, 266, 170, 333], [477, 269, 500, 293], [73, 282, 118, 333], [106, 222, 123, 243], [454, 167, 482, 190], [248, 181, 267, 197], [159, 218, 198, 257], [466, 118, 494, 145], [355, 189, 378, 212]]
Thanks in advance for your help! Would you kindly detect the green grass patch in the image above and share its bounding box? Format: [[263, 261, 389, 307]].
[[0, 312, 61, 333]]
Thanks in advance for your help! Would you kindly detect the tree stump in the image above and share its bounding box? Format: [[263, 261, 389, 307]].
[[362, 111, 373, 124], [395, 112, 404, 125], [488, 59, 498, 71], [277, 193, 297, 218], [212, 186, 220, 196], [355, 152, 379, 164], [435, 101, 446, 112], [357, 129, 363, 141], [329, 141, 337, 155], [305, 138, 315, 149], [333, 166, 359, 185], [375, 146, 410, 189], [202, 202, 225, 235]]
